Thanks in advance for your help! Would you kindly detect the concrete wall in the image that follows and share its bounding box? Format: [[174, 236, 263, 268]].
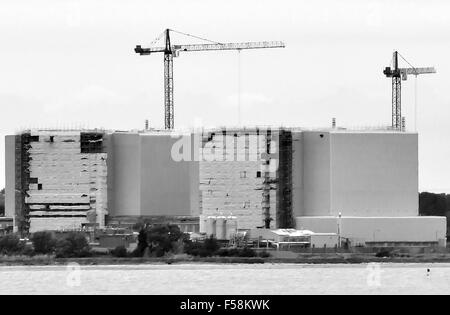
[[199, 129, 278, 230], [302, 131, 331, 216], [107, 132, 199, 218], [291, 132, 303, 218], [107, 133, 141, 216], [25, 131, 108, 232], [140, 134, 198, 216], [4, 136, 15, 219], [330, 132, 418, 217], [310, 233, 339, 248], [295, 131, 419, 217], [296, 216, 446, 245]]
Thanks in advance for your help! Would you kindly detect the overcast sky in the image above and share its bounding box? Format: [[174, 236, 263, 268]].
[[1, 0, 449, 192]]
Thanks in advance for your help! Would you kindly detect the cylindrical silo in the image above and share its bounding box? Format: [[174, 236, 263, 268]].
[[206, 216, 216, 238], [225, 216, 238, 240], [215, 216, 226, 240], [199, 215, 207, 234]]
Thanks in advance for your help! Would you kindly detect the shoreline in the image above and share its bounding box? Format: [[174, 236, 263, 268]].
[[2, 253, 450, 266]]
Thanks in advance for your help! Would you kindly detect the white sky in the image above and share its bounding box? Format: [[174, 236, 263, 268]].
[[1, 0, 449, 192]]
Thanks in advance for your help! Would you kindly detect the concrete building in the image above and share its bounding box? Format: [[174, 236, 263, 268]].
[[198, 128, 281, 229], [293, 129, 446, 247], [5, 130, 107, 233], [4, 126, 447, 246], [296, 130, 418, 217]]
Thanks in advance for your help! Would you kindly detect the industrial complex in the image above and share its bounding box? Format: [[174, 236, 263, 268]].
[[1, 29, 446, 251], [4, 125, 447, 248]]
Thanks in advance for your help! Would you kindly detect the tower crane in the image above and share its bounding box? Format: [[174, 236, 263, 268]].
[[383, 51, 436, 130], [135, 29, 285, 130]]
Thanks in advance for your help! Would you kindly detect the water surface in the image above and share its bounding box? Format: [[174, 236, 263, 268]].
[[0, 263, 448, 295]]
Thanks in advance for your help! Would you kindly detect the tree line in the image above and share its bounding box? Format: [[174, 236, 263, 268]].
[[419, 192, 450, 217], [0, 188, 4, 216]]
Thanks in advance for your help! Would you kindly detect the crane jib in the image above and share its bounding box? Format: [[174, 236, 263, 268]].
[[135, 30, 285, 129]]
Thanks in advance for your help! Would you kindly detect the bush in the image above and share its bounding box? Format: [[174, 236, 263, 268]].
[[184, 236, 221, 257], [111, 245, 128, 258], [32, 231, 56, 255], [214, 247, 256, 257], [227, 248, 240, 257], [375, 250, 392, 258], [257, 251, 271, 258], [215, 248, 230, 257], [55, 232, 91, 258], [238, 247, 256, 257], [185, 240, 259, 258], [0, 234, 24, 255], [203, 236, 220, 254], [21, 244, 35, 256], [184, 241, 203, 257]]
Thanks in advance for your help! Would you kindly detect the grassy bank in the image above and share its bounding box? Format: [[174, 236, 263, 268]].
[[3, 253, 450, 266]]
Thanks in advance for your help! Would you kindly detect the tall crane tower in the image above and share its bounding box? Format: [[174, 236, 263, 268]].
[[135, 29, 285, 130], [383, 51, 436, 130]]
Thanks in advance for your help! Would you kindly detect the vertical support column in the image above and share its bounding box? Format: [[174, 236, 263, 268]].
[[276, 129, 293, 228], [392, 51, 401, 130], [164, 53, 174, 130], [263, 128, 272, 228], [15, 133, 31, 236], [392, 77, 401, 130]]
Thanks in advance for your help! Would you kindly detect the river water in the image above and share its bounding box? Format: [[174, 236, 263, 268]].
[[0, 263, 449, 295]]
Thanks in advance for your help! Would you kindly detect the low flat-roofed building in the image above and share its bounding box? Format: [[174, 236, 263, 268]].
[[296, 216, 446, 247], [249, 228, 339, 249]]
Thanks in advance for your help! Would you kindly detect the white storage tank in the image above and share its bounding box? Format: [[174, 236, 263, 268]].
[[199, 215, 208, 234], [225, 216, 238, 240], [215, 216, 226, 240], [205, 216, 216, 237]]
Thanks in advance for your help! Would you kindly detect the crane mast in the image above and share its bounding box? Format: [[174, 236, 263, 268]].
[[135, 29, 285, 130], [383, 51, 436, 130], [391, 52, 401, 130], [164, 29, 174, 130]]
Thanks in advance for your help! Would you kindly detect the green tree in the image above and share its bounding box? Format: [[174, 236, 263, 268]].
[[132, 229, 149, 257], [55, 232, 91, 258], [146, 224, 187, 257], [419, 192, 447, 216], [111, 245, 128, 258], [0, 234, 24, 255], [32, 231, 56, 254], [133, 224, 188, 257]]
